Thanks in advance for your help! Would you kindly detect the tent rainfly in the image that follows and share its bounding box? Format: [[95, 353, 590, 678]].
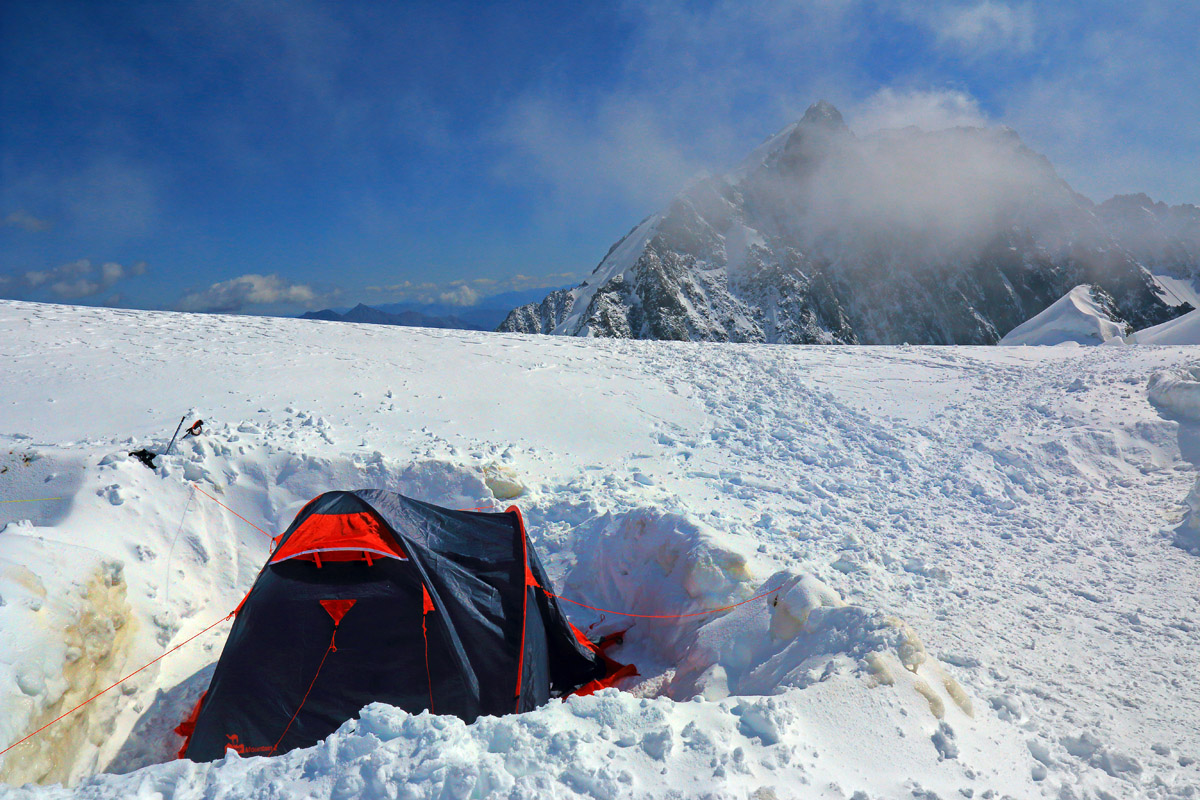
[[177, 490, 630, 760]]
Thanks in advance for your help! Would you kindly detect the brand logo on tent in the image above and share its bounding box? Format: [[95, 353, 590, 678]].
[[225, 733, 272, 755]]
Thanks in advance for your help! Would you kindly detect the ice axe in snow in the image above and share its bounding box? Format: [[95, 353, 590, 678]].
[[130, 416, 204, 469]]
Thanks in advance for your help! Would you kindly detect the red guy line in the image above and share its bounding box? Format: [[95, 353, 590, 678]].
[[0, 611, 235, 759]]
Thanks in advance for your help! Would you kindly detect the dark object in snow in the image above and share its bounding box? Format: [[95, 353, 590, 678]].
[[130, 416, 202, 470], [129, 448, 158, 469], [177, 490, 630, 761]]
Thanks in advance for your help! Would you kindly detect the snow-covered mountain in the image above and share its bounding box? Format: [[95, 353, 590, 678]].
[[500, 101, 1195, 344]]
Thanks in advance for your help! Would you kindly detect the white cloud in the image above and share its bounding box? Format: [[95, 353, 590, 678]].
[[366, 280, 437, 293], [3, 210, 52, 232], [177, 273, 333, 313], [5, 259, 147, 299], [933, 2, 1035, 55], [438, 284, 480, 307], [362, 272, 581, 307], [849, 88, 990, 134]]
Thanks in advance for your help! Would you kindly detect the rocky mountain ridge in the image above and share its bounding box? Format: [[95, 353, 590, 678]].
[[499, 102, 1196, 344]]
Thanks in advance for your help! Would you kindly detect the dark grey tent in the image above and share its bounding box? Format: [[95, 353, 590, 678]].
[[177, 490, 627, 761]]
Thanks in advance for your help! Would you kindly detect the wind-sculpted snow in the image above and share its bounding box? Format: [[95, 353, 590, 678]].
[[2, 300, 1199, 798], [999, 285, 1129, 346]]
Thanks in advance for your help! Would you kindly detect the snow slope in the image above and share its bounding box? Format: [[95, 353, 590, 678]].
[[999, 285, 1128, 346], [1, 300, 1199, 799], [1134, 309, 1200, 345]]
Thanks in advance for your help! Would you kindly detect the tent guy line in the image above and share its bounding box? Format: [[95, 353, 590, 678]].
[[0, 484, 791, 765], [0, 611, 236, 760], [190, 483, 273, 539], [546, 586, 786, 620]]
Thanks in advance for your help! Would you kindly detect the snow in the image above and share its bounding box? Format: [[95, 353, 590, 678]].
[[1132, 308, 1200, 345], [999, 285, 1127, 346], [1150, 274, 1200, 309], [2, 299, 1200, 799], [555, 214, 662, 338], [724, 122, 800, 184]]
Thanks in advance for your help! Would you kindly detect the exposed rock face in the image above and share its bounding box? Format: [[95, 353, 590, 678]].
[[499, 103, 1193, 344], [496, 289, 575, 336]]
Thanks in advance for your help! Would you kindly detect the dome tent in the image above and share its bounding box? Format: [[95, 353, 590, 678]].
[[177, 490, 623, 761]]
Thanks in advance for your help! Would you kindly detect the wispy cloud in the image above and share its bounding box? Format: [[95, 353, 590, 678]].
[[931, 2, 1035, 55], [3, 210, 52, 232], [494, 1, 871, 215], [177, 273, 337, 313], [4, 258, 148, 299], [996, 8, 1200, 204], [848, 88, 990, 134], [364, 271, 580, 306]]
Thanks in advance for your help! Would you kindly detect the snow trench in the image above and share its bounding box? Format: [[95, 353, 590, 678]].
[[0, 427, 1019, 798], [1149, 363, 1200, 553]]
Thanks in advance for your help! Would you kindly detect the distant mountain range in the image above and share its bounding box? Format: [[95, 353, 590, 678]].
[[500, 101, 1199, 344], [300, 303, 484, 330], [299, 288, 567, 332]]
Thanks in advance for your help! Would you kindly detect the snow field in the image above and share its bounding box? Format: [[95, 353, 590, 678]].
[[1, 300, 1199, 798]]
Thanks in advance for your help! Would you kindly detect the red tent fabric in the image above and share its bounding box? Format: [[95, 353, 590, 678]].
[[270, 510, 407, 565]]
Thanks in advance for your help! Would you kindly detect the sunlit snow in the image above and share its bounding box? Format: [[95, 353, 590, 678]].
[[1, 300, 1198, 799]]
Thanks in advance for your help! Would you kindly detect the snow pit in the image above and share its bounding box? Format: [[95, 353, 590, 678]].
[[0, 446, 999, 793], [559, 507, 975, 730]]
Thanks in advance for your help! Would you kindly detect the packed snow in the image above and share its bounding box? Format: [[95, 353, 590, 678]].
[[1, 299, 1199, 799]]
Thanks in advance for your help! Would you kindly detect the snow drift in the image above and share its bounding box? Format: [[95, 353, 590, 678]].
[[999, 284, 1129, 346], [1132, 308, 1200, 345]]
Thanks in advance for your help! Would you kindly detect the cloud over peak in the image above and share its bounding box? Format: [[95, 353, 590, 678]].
[[849, 88, 990, 135]]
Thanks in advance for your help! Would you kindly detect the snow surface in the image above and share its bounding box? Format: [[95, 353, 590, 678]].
[[1133, 309, 1200, 345], [999, 285, 1127, 346], [2, 300, 1200, 798]]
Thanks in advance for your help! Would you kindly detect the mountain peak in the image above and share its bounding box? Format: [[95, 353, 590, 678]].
[[799, 100, 845, 129]]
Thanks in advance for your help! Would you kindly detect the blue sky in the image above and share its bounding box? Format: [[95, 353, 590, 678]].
[[1, 1, 1197, 315]]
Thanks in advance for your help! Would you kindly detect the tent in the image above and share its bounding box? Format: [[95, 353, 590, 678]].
[[177, 490, 630, 761]]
